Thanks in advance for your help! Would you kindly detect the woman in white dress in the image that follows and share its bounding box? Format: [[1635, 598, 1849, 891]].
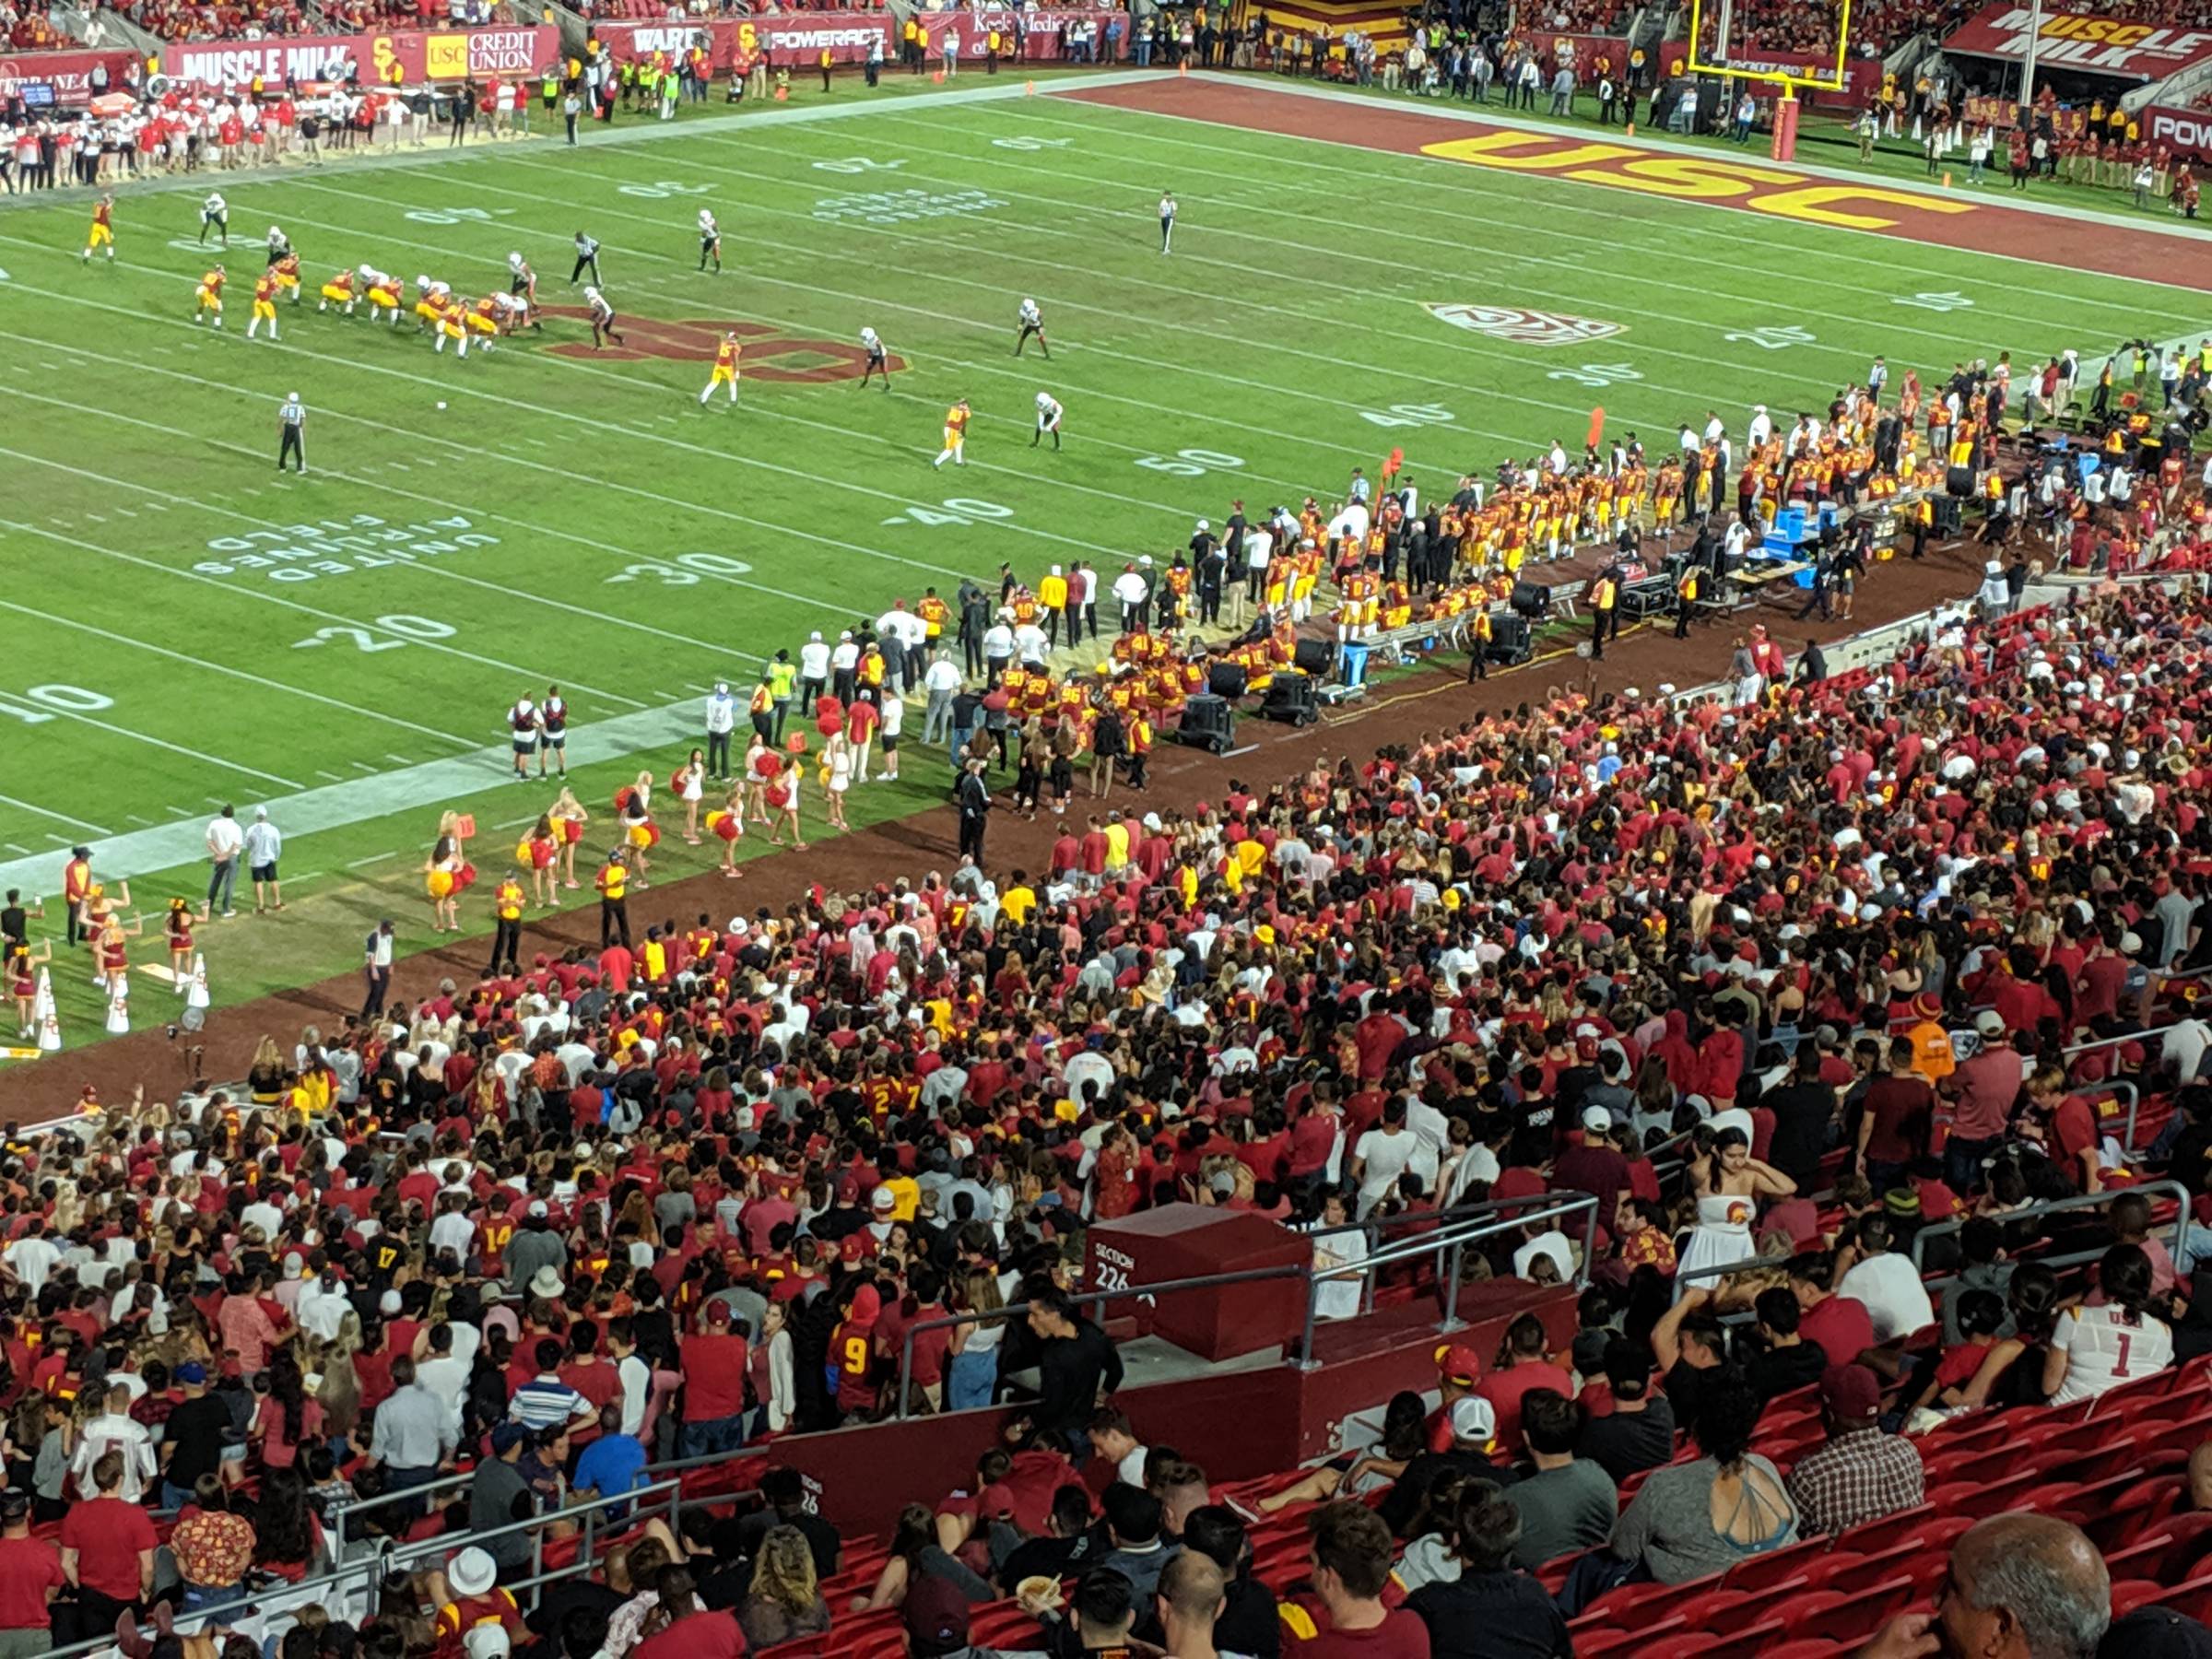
[[677, 748, 706, 843], [824, 732, 853, 830], [1676, 1127, 1795, 1300]]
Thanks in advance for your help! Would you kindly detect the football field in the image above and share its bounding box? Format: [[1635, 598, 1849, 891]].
[[1, 70, 2206, 1049]]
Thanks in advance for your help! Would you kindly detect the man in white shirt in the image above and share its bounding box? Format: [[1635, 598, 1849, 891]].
[[72, 1383, 158, 1501], [703, 681, 736, 778], [242, 807, 283, 914], [1112, 562, 1150, 633], [1747, 404, 1773, 447], [829, 630, 861, 704], [1350, 1103, 1418, 1218], [921, 651, 961, 746], [203, 805, 245, 919], [796, 631, 830, 715], [1837, 1217, 1935, 1343], [296, 1263, 351, 1343], [4, 1222, 60, 1295]]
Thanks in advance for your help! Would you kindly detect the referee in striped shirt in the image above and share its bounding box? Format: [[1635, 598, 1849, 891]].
[[276, 392, 306, 474]]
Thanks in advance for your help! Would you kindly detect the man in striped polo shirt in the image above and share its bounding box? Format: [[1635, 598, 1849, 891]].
[[509, 1339, 594, 1436]]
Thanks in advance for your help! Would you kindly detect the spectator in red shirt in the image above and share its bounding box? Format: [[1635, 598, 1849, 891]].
[[58, 1451, 154, 1639], [1280, 1500, 1431, 1655], [678, 1300, 749, 1459], [0, 1487, 61, 1650], [2029, 1065, 2104, 1194], [1477, 1314, 1578, 1458]]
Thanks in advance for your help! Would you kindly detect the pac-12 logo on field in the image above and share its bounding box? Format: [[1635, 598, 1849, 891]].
[[1423, 304, 1623, 347]]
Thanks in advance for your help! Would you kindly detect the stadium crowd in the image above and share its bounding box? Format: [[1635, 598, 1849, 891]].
[[7, 478, 2212, 1657]]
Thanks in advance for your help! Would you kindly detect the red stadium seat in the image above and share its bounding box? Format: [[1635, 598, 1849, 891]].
[[1722, 1533, 1829, 1595]]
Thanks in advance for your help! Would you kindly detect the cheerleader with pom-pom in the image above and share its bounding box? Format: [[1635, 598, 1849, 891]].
[[677, 749, 707, 844], [424, 832, 464, 933], [706, 782, 747, 879], [766, 737, 809, 851], [549, 787, 590, 890], [617, 772, 658, 889]]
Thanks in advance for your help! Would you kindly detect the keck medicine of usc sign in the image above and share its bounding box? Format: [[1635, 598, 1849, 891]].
[[163, 24, 555, 87], [1943, 5, 2212, 78]]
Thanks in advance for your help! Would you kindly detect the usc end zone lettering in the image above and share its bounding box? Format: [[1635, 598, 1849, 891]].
[[539, 312, 903, 382], [1419, 130, 1978, 231]]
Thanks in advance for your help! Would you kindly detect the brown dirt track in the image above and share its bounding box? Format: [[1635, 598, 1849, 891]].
[[30, 531, 1985, 1112]]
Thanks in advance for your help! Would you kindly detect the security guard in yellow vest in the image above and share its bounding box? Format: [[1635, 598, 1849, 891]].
[[1674, 565, 1702, 639], [490, 877, 524, 972], [1590, 572, 1618, 660], [1466, 607, 1492, 681], [766, 651, 798, 742], [595, 851, 630, 948]]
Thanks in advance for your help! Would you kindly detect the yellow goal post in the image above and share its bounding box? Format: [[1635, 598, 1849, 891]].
[[1682, 0, 1855, 97]]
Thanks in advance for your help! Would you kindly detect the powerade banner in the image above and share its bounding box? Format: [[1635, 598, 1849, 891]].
[[163, 24, 556, 88], [2144, 103, 2212, 159], [0, 48, 135, 104], [1941, 5, 2212, 80]]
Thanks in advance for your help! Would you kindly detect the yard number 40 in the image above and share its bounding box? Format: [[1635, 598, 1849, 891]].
[[1359, 404, 1454, 429]]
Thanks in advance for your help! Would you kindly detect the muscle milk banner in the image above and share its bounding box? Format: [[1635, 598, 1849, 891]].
[[1942, 5, 2212, 80], [163, 24, 556, 88]]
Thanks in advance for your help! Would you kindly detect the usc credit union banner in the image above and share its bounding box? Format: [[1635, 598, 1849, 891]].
[[163, 25, 557, 88]]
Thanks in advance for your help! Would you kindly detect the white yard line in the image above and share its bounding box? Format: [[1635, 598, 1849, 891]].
[[0, 595, 478, 751], [0, 794, 112, 837], [0, 504, 650, 711]]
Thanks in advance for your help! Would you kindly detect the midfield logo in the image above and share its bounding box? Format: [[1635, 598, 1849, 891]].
[[1423, 303, 1624, 347]]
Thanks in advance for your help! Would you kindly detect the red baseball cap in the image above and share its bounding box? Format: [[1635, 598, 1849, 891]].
[[1434, 1344, 1482, 1387]]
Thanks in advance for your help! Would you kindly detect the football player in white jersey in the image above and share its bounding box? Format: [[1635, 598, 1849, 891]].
[[859, 326, 890, 392], [1033, 392, 1063, 451], [1015, 297, 1049, 359]]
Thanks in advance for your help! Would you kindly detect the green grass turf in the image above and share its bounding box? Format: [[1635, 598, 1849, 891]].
[[1312, 76, 2210, 226], [0, 71, 2206, 1053]]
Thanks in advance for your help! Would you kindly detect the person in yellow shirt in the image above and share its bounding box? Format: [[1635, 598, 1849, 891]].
[[1039, 566, 1070, 645], [595, 851, 631, 948], [489, 876, 524, 971], [1102, 816, 1130, 875], [1001, 873, 1038, 925]]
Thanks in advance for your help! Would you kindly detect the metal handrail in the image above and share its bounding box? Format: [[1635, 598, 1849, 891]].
[[888, 1188, 1604, 1418], [324, 1464, 477, 1548], [1911, 1179, 2194, 1276]]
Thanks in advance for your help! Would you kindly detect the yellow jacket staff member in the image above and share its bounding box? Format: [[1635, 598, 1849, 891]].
[[490, 877, 524, 971], [594, 853, 631, 949]]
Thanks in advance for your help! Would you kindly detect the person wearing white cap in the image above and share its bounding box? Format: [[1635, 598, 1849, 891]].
[[435, 1547, 526, 1648], [703, 680, 736, 780], [1747, 404, 1772, 447], [830, 629, 860, 705], [796, 630, 830, 716]]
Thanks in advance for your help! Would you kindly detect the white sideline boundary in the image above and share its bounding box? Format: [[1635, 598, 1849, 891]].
[[0, 700, 693, 900]]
